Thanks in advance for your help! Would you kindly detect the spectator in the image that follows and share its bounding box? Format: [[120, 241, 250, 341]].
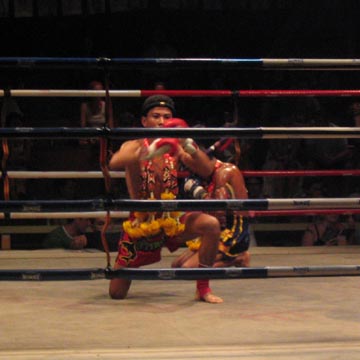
[[246, 177, 265, 199], [301, 214, 350, 246], [154, 81, 167, 90], [43, 218, 91, 250], [304, 119, 353, 171], [80, 80, 106, 129], [262, 140, 303, 198], [1, 101, 32, 200], [79, 80, 112, 172], [85, 217, 120, 252]]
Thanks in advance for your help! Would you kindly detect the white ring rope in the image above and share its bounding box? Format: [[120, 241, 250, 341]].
[[3, 89, 360, 97], [0, 90, 142, 97], [5, 171, 125, 179], [267, 198, 360, 210], [263, 58, 360, 66], [0, 198, 359, 216], [0, 211, 129, 220]]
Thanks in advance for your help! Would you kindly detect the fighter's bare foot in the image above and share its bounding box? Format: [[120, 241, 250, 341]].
[[195, 290, 223, 304], [234, 251, 250, 267]]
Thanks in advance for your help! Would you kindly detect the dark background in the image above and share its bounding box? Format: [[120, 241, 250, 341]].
[[1, 0, 360, 248], [1, 0, 360, 125], [1, 0, 359, 58]]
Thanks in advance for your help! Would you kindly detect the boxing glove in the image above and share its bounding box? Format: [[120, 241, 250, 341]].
[[164, 118, 198, 155], [143, 138, 179, 160], [164, 118, 189, 128]]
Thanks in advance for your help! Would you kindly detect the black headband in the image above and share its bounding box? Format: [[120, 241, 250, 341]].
[[141, 95, 175, 116]]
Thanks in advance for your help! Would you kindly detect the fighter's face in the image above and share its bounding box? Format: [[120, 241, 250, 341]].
[[142, 107, 173, 128]]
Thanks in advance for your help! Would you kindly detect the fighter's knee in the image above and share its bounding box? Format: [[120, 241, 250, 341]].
[[109, 288, 128, 300], [173, 261, 193, 269], [203, 215, 221, 235], [109, 280, 130, 300]]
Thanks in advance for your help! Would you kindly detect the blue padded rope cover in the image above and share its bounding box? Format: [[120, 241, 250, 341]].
[[0, 266, 359, 281]]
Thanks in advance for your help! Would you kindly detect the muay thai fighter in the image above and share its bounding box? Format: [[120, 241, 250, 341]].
[[109, 95, 223, 303], [172, 159, 250, 270]]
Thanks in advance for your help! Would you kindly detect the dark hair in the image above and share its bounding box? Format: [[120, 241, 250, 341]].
[[141, 95, 175, 116]]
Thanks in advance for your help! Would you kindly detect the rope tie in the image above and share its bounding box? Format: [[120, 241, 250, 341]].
[[231, 93, 241, 165], [99, 137, 112, 267], [99, 61, 115, 268], [1, 139, 10, 200]]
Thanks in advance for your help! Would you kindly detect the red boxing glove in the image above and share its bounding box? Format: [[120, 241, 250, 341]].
[[164, 118, 189, 128], [143, 138, 179, 160], [164, 118, 199, 154]]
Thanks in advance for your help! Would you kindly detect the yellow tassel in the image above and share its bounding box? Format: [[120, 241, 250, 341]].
[[186, 237, 201, 251]]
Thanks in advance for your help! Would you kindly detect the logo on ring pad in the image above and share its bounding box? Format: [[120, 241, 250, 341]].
[[161, 202, 177, 211], [293, 200, 310, 207], [158, 270, 175, 280], [22, 273, 41, 280], [22, 205, 41, 212]]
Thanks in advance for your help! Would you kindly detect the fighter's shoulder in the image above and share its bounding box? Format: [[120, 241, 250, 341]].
[[120, 139, 142, 150], [218, 161, 241, 173]]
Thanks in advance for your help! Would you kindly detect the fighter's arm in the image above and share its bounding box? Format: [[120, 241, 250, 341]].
[[178, 146, 215, 178], [164, 118, 215, 178], [212, 164, 247, 199], [224, 165, 248, 199], [211, 164, 249, 218], [109, 140, 142, 170]]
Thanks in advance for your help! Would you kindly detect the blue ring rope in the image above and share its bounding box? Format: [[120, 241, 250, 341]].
[[1, 57, 360, 69], [0, 198, 268, 212], [0, 265, 359, 281], [0, 198, 359, 213], [0, 57, 261, 68]]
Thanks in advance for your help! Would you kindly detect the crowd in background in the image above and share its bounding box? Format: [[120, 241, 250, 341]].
[[2, 55, 360, 248], [3, 70, 360, 197]]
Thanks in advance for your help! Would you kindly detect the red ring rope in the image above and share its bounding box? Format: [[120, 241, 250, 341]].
[[242, 169, 360, 177], [140, 89, 360, 97]]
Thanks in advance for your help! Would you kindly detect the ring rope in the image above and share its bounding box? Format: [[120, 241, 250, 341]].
[[98, 64, 115, 265], [3, 169, 360, 179], [99, 138, 112, 193], [242, 169, 360, 177], [0, 211, 129, 220], [2, 57, 360, 69], [4, 54, 359, 280], [98, 137, 112, 267], [100, 211, 111, 268], [106, 265, 360, 280], [2, 208, 360, 220], [0, 198, 359, 213], [1, 127, 360, 139], [1, 139, 10, 200], [251, 209, 360, 217], [3, 171, 125, 179], [0, 265, 359, 282], [4, 89, 360, 97]]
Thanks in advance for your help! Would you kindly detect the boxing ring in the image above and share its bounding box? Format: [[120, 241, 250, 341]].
[[1, 57, 360, 359]]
